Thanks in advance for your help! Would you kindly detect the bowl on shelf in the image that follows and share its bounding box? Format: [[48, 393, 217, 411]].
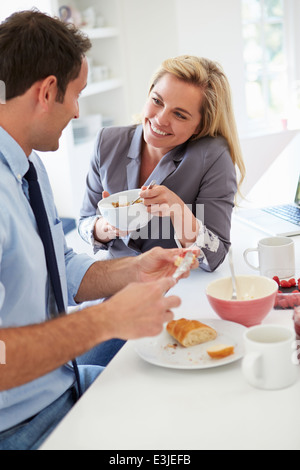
[[206, 275, 278, 327], [98, 189, 152, 232]]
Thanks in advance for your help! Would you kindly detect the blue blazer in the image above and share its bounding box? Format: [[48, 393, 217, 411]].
[[79, 125, 237, 271]]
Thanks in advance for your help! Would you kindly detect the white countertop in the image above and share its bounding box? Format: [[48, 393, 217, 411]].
[[40, 217, 300, 450]]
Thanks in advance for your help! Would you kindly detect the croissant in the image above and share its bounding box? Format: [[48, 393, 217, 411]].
[[166, 318, 217, 347]]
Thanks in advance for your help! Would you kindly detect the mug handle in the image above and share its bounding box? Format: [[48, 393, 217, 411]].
[[243, 248, 259, 271], [242, 352, 263, 388]]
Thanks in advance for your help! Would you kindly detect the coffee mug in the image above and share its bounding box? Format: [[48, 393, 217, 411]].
[[242, 325, 298, 390], [243, 236, 295, 278]]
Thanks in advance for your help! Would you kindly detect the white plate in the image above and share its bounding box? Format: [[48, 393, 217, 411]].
[[134, 319, 247, 370]]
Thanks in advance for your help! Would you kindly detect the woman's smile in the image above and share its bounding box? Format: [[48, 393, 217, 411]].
[[149, 120, 172, 137]]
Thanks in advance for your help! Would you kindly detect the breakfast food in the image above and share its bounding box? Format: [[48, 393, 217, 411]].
[[273, 276, 300, 309], [206, 344, 235, 359], [112, 199, 142, 208], [166, 318, 217, 347], [174, 255, 185, 267], [174, 253, 196, 267]]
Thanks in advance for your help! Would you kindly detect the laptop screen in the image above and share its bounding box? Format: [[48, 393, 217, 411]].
[[295, 176, 300, 206]]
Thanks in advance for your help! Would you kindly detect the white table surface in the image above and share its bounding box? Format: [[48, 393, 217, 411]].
[[40, 217, 300, 450]]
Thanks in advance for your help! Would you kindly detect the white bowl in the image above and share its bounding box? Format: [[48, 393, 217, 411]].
[[98, 189, 152, 232]]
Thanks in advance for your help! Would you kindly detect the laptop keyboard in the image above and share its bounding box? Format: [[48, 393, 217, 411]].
[[262, 204, 300, 226]]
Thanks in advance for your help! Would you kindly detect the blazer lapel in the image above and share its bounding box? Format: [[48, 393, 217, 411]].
[[126, 126, 142, 189], [144, 158, 177, 187], [144, 144, 186, 186], [126, 158, 140, 189]]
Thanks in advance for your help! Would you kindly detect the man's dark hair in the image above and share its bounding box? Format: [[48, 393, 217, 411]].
[[0, 9, 92, 102]]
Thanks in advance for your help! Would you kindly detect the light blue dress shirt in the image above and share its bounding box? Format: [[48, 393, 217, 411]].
[[0, 127, 95, 432]]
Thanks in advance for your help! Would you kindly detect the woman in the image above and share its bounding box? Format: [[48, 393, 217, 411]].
[[79, 55, 245, 272]]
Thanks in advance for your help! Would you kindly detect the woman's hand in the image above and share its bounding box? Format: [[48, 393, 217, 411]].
[[94, 191, 129, 243], [140, 184, 182, 217], [140, 185, 200, 248]]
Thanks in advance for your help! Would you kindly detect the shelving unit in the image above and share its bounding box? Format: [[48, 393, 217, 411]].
[[81, 78, 123, 98], [80, 26, 119, 39], [41, 0, 129, 218]]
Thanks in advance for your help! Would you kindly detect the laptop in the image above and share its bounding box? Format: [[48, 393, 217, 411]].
[[235, 175, 300, 237]]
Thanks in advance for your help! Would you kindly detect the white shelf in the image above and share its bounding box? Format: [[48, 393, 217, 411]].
[[81, 78, 123, 97], [80, 26, 119, 39], [46, 0, 128, 218]]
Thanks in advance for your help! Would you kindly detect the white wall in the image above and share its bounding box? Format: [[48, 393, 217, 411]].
[[119, 0, 179, 121], [175, 0, 248, 136], [119, 0, 248, 134], [0, 0, 51, 20]]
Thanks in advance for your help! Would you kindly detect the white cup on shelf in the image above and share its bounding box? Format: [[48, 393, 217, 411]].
[[96, 16, 105, 28], [92, 65, 109, 82], [82, 7, 96, 28]]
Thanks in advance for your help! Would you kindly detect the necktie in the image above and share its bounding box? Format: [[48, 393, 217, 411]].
[[24, 161, 82, 398]]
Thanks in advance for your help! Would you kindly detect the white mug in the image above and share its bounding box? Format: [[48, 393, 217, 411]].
[[243, 236, 295, 278], [242, 325, 298, 390]]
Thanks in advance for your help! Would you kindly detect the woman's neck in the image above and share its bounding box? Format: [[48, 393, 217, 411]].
[[139, 141, 164, 186], [142, 140, 166, 161]]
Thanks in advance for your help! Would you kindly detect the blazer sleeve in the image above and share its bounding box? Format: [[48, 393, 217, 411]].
[[78, 130, 107, 252], [194, 139, 237, 271]]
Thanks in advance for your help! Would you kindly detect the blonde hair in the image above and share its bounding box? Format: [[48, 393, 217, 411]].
[[147, 55, 245, 192]]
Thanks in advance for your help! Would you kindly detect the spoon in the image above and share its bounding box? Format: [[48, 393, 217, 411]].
[[129, 180, 156, 205], [228, 247, 238, 300]]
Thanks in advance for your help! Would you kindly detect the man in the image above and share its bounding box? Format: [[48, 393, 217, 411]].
[[0, 10, 197, 450]]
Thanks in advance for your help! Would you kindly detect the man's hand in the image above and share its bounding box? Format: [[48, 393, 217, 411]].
[[135, 247, 200, 283], [75, 247, 200, 304], [101, 277, 181, 340]]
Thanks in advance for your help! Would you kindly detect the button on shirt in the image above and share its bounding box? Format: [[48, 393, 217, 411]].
[[0, 127, 95, 432]]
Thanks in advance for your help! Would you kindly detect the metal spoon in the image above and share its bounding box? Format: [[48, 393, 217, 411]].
[[129, 180, 156, 205], [228, 247, 238, 300]]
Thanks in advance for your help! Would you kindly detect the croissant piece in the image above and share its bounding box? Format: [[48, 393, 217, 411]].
[[166, 318, 217, 348], [206, 344, 235, 359]]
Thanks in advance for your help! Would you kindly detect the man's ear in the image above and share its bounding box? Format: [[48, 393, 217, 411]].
[[37, 76, 58, 111]]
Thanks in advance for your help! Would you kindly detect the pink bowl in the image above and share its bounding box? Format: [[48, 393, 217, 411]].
[[206, 275, 278, 327]]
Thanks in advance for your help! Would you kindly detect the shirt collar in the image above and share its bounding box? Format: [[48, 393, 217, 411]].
[[0, 126, 30, 183]]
